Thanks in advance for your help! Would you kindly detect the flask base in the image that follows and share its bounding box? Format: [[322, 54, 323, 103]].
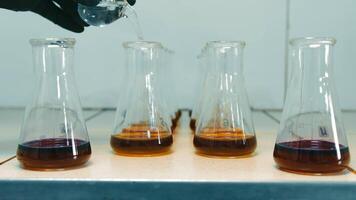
[[273, 140, 350, 174], [110, 134, 173, 157], [193, 131, 257, 157], [16, 138, 91, 170]]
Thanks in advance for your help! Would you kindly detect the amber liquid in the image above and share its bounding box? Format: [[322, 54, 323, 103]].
[[171, 118, 178, 132], [189, 118, 196, 132], [17, 138, 91, 169], [193, 128, 257, 157], [111, 124, 173, 156], [175, 110, 182, 121], [274, 140, 350, 174]]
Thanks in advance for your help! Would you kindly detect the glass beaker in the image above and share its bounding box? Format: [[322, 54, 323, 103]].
[[193, 41, 257, 157], [17, 38, 91, 170], [78, 0, 142, 38], [111, 41, 173, 156], [274, 37, 350, 174]]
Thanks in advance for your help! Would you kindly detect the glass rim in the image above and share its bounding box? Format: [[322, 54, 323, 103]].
[[206, 40, 246, 48], [30, 38, 76, 47], [289, 37, 336, 46], [123, 41, 163, 49]]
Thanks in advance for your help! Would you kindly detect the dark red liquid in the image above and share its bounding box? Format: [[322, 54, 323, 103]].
[[17, 138, 91, 169], [111, 125, 173, 156], [194, 128, 257, 157], [274, 140, 350, 174]]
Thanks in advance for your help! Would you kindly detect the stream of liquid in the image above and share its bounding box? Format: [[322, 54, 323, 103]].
[[124, 6, 144, 40]]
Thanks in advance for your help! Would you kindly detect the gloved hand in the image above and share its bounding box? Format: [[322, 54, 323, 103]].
[[0, 0, 136, 33]]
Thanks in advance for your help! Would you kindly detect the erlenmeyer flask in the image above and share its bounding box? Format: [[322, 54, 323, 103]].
[[17, 38, 91, 169], [194, 41, 257, 157], [111, 41, 173, 156], [274, 37, 350, 174]]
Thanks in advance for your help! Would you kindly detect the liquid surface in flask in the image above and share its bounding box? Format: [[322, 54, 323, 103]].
[[194, 128, 257, 157], [17, 138, 91, 169], [111, 124, 173, 156], [274, 140, 350, 173]]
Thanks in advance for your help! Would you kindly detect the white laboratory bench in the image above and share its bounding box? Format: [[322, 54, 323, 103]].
[[1, 109, 356, 200]]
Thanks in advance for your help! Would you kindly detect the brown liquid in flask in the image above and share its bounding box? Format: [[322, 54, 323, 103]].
[[175, 110, 182, 121], [194, 128, 257, 157], [274, 140, 350, 173], [171, 118, 178, 132], [18, 38, 92, 170], [189, 118, 197, 132], [111, 124, 173, 156], [17, 138, 91, 169]]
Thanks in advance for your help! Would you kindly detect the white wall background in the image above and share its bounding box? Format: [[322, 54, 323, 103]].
[[1, 0, 354, 110]]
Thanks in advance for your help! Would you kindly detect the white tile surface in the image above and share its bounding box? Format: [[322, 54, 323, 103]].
[[0, 0, 286, 109], [1, 109, 356, 182], [0, 109, 277, 160], [0, 127, 355, 181]]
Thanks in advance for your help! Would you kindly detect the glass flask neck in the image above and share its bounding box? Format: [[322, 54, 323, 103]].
[[289, 38, 336, 95], [31, 39, 75, 77], [290, 37, 335, 71], [124, 41, 163, 75], [288, 38, 337, 110], [206, 41, 245, 95], [30, 38, 77, 106], [207, 41, 245, 75]]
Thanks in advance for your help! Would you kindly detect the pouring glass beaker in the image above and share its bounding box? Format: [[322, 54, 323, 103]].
[[78, 0, 143, 39]]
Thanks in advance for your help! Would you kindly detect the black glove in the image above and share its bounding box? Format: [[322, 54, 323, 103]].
[[0, 0, 133, 33]]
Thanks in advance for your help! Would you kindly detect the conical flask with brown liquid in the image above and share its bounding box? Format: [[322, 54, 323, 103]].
[[17, 38, 91, 170], [274, 37, 350, 174], [193, 41, 257, 157], [111, 41, 173, 156]]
